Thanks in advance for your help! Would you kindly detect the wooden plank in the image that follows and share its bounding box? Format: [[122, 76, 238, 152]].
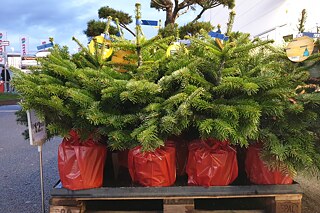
[[51, 183, 303, 199], [275, 201, 301, 213], [85, 211, 264, 213], [163, 199, 195, 205], [50, 183, 302, 212], [50, 198, 85, 213], [194, 211, 265, 213], [163, 198, 194, 213], [274, 194, 302, 213], [49, 196, 302, 212], [274, 194, 302, 201], [85, 211, 160, 213], [49, 205, 83, 213], [50, 198, 83, 206], [86, 210, 267, 213]]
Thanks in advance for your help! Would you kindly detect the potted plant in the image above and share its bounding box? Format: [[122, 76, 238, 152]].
[[243, 46, 320, 184], [144, 25, 320, 185], [142, 31, 271, 186], [58, 129, 107, 190], [186, 138, 238, 186], [12, 10, 320, 189], [12, 44, 113, 190]]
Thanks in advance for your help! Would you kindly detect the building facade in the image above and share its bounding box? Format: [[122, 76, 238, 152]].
[[204, 0, 320, 45], [7, 53, 21, 69]]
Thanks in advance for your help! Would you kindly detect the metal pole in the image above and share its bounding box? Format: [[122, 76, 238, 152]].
[[38, 145, 45, 213], [135, 3, 142, 67], [3, 45, 7, 92]]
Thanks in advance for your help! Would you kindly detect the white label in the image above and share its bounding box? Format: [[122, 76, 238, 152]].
[[27, 110, 47, 146]]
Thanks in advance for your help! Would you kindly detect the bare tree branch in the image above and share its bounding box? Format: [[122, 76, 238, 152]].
[[152, 0, 235, 26], [191, 8, 206, 23], [119, 23, 136, 37], [177, 6, 191, 19]]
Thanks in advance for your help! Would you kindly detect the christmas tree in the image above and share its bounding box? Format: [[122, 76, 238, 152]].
[[129, 27, 320, 175], [12, 4, 175, 150], [12, 5, 320, 176]]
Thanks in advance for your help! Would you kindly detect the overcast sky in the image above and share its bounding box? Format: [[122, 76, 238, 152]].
[[0, 0, 199, 54]]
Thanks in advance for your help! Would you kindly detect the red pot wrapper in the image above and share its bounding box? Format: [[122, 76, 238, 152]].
[[117, 149, 129, 168], [168, 136, 189, 176], [58, 130, 107, 190], [245, 144, 293, 185], [186, 138, 238, 186], [128, 142, 176, 186]]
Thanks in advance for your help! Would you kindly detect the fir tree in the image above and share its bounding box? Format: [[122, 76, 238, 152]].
[[11, 4, 320, 177], [12, 5, 174, 150]]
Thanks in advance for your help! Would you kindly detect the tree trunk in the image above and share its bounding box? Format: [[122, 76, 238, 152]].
[[165, 6, 174, 26]]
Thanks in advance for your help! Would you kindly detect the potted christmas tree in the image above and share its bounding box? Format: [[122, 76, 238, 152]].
[[12, 44, 112, 190], [245, 48, 320, 184], [137, 16, 320, 185], [12, 4, 320, 189]]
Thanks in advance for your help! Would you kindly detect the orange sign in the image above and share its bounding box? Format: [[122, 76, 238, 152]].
[[286, 36, 314, 62], [111, 50, 135, 72]]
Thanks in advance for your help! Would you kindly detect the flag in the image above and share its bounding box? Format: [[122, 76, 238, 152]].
[[20, 36, 28, 56], [0, 32, 6, 65], [141, 20, 158, 26], [37, 42, 53, 50], [208, 31, 229, 41], [115, 31, 121, 37]]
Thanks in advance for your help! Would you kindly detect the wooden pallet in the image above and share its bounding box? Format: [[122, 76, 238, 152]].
[[50, 183, 302, 213]]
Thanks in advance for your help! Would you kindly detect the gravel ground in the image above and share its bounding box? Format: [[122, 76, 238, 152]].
[[0, 106, 60, 213], [295, 175, 320, 213]]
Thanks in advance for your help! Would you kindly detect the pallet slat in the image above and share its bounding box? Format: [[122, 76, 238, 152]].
[[50, 183, 302, 213], [51, 183, 303, 199]]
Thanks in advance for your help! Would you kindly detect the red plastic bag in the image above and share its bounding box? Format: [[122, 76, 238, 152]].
[[245, 144, 293, 185], [186, 138, 238, 186], [128, 142, 176, 186], [167, 136, 189, 176], [117, 149, 129, 168], [58, 130, 107, 190]]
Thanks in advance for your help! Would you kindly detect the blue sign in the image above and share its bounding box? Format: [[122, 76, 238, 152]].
[[208, 31, 229, 41], [302, 32, 320, 38], [37, 42, 53, 50], [140, 20, 158, 26]]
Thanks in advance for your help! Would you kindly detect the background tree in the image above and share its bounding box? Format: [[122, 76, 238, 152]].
[[179, 21, 213, 37], [192, 0, 235, 23], [158, 21, 214, 38], [150, 0, 235, 26], [297, 9, 307, 33], [84, 20, 118, 37], [84, 6, 135, 37]]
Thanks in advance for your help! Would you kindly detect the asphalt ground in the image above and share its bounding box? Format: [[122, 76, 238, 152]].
[[0, 105, 61, 213]]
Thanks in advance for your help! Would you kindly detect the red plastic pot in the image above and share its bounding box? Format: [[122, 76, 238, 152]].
[[186, 138, 238, 186], [58, 130, 107, 190], [128, 142, 176, 186], [167, 136, 189, 176], [117, 149, 129, 168], [245, 144, 293, 185]]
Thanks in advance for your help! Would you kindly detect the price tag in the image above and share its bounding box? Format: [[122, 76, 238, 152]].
[[27, 110, 47, 146]]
